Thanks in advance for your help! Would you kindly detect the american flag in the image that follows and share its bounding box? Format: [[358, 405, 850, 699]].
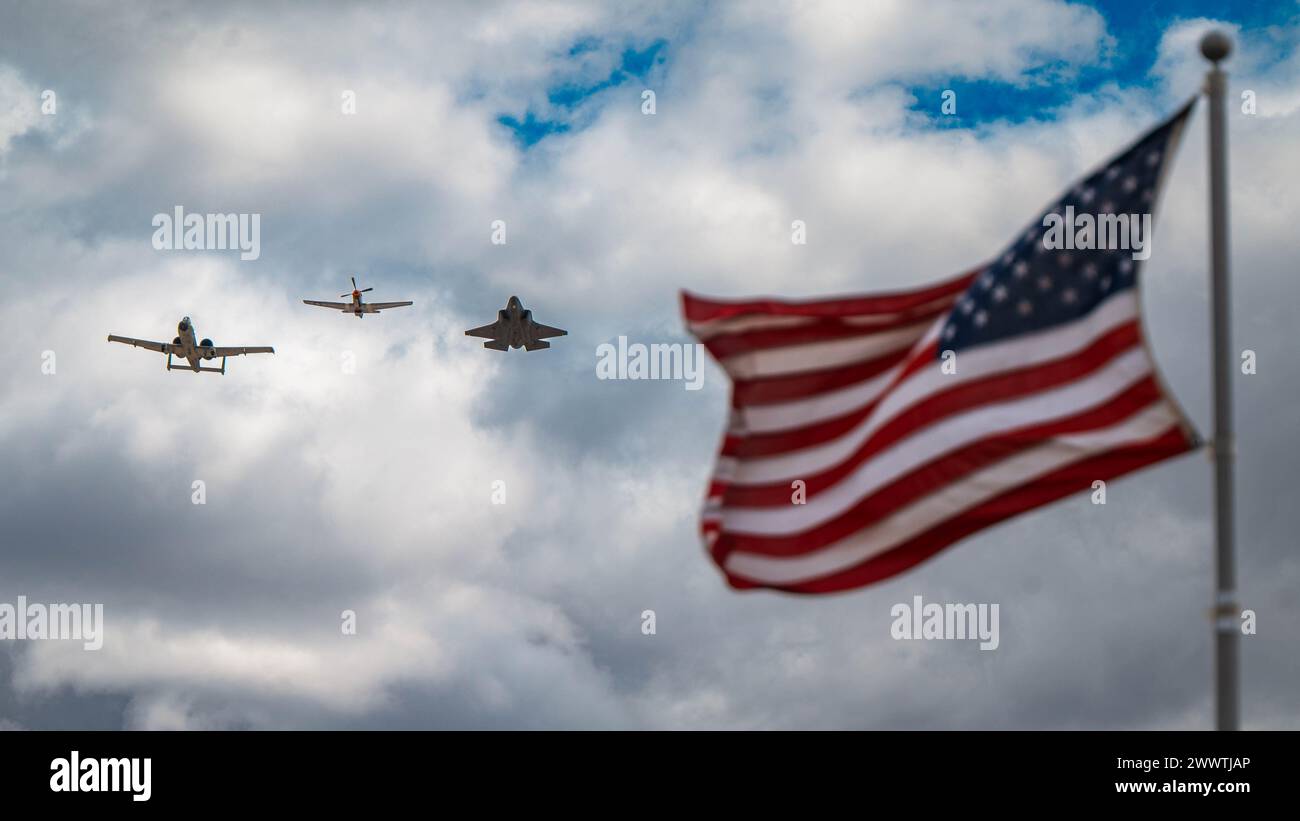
[[683, 100, 1200, 594]]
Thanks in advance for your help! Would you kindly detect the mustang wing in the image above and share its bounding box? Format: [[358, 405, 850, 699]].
[[361, 301, 414, 313], [304, 300, 350, 310], [107, 335, 174, 354]]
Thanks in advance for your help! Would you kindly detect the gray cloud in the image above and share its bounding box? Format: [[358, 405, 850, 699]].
[[0, 1, 1296, 729]]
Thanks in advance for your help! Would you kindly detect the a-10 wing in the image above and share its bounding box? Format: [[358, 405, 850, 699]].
[[208, 345, 275, 357], [107, 335, 271, 357], [107, 335, 174, 354]]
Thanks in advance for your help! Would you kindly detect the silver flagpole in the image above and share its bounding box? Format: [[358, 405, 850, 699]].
[[1200, 30, 1238, 732]]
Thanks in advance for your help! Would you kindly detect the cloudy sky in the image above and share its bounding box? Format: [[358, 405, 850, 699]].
[[1, 0, 1297, 730]]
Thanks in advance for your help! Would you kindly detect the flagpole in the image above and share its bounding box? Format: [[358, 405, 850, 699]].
[[1200, 30, 1238, 732]]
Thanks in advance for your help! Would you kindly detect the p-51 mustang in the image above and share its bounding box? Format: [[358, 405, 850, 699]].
[[107, 316, 275, 374], [465, 296, 566, 351], [304, 277, 413, 318]]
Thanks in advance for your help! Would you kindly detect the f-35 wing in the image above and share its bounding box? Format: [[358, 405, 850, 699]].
[[303, 300, 349, 310], [208, 346, 275, 357], [465, 319, 503, 339], [107, 335, 174, 354], [530, 322, 567, 339], [361, 301, 414, 313]]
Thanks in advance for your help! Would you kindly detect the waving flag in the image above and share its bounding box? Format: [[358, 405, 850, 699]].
[[684, 100, 1200, 594]]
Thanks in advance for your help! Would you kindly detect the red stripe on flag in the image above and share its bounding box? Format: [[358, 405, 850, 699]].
[[681, 269, 978, 325]]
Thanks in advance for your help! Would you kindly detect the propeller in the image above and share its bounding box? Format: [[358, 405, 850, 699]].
[[341, 276, 375, 298]]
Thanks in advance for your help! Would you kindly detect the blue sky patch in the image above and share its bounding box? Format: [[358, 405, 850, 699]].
[[496, 111, 571, 146], [498, 38, 668, 148], [905, 0, 1296, 128]]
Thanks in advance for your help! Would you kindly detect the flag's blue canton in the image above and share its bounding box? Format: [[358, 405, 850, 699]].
[[940, 106, 1191, 354]]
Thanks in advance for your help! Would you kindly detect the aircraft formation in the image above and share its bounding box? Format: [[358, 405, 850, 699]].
[[107, 280, 566, 374]]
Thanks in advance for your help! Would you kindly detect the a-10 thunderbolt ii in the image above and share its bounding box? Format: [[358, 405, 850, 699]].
[[107, 316, 274, 374]]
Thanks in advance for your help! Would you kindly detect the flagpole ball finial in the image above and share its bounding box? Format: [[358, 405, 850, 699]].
[[1200, 30, 1233, 63]]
